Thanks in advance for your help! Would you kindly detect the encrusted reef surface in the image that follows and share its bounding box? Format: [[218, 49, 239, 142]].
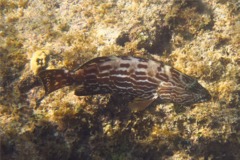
[[0, 0, 240, 159]]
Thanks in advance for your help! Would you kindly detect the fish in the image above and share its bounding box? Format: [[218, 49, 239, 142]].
[[38, 56, 211, 111]]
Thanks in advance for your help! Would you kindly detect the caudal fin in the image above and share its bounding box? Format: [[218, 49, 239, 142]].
[[38, 69, 75, 95]]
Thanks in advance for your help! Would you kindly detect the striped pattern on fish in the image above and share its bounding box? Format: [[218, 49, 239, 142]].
[[38, 56, 211, 111]]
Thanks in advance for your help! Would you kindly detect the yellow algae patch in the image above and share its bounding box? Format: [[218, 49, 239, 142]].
[[216, 80, 238, 103], [30, 49, 50, 75], [151, 124, 179, 139]]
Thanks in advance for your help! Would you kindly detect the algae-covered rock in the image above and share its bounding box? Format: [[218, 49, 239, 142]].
[[116, 22, 171, 54], [1, 0, 240, 160]]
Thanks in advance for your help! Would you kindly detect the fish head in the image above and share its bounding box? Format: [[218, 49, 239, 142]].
[[181, 79, 211, 105], [157, 73, 211, 105]]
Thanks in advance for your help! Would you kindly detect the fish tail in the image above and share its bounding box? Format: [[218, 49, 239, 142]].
[[38, 69, 75, 95]]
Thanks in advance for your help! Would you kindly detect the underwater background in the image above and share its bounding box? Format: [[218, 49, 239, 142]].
[[0, 0, 240, 159]]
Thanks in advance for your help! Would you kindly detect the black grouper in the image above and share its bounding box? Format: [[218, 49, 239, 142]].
[[38, 56, 211, 111]]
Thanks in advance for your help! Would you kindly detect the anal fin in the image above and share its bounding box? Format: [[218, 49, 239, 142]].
[[128, 97, 156, 112]]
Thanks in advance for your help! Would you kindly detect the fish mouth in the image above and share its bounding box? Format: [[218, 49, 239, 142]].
[[196, 90, 211, 103], [181, 90, 211, 105]]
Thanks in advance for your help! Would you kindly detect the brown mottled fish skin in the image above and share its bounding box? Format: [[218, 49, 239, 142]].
[[38, 56, 211, 111]]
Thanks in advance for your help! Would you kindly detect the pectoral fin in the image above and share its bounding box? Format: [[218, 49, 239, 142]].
[[74, 85, 111, 96], [128, 97, 156, 112]]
